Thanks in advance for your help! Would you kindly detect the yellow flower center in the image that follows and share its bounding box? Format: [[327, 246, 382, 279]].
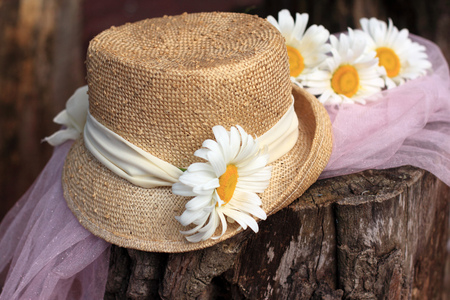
[[216, 165, 239, 205], [286, 45, 305, 77], [376, 47, 401, 78], [331, 65, 360, 97]]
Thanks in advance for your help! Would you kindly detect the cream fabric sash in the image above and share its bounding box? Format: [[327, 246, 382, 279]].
[[45, 86, 299, 188], [83, 101, 299, 188], [258, 102, 299, 164], [84, 113, 183, 188], [43, 86, 89, 146]]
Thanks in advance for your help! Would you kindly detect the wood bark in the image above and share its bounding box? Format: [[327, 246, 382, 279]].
[[105, 166, 450, 299], [0, 0, 84, 220]]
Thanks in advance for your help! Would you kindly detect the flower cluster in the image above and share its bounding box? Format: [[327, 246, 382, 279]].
[[267, 10, 432, 105]]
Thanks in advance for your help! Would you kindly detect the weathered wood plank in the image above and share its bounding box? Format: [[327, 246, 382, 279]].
[[0, 0, 84, 220], [105, 166, 450, 299]]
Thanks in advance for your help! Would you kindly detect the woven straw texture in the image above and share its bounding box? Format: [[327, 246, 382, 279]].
[[62, 12, 333, 253], [86, 12, 292, 167]]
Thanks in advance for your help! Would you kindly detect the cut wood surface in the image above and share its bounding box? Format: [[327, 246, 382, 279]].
[[105, 166, 450, 299]]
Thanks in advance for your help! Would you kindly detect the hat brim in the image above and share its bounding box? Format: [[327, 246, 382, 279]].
[[62, 84, 332, 253]]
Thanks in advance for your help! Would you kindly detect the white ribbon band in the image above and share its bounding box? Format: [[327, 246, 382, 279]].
[[43, 86, 89, 146], [84, 114, 183, 188], [259, 102, 299, 164], [44, 86, 299, 188], [83, 100, 299, 189]]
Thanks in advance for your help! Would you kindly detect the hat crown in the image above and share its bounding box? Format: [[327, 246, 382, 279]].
[[86, 12, 291, 168]]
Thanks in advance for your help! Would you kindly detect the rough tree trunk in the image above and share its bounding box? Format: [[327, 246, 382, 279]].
[[105, 166, 450, 299], [0, 0, 84, 220]]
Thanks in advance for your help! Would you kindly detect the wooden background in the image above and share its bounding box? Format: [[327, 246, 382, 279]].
[[0, 0, 448, 221]]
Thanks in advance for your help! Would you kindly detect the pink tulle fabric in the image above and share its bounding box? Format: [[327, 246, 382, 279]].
[[0, 142, 110, 299], [0, 35, 448, 299], [319, 35, 450, 185]]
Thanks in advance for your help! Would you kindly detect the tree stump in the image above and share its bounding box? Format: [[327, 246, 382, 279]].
[[104, 166, 450, 299]]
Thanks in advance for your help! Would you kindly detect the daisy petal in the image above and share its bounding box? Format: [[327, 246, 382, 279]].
[[207, 150, 227, 177], [278, 9, 295, 40], [223, 209, 259, 233], [185, 195, 214, 210], [213, 125, 231, 161], [172, 182, 196, 196], [212, 210, 228, 239]]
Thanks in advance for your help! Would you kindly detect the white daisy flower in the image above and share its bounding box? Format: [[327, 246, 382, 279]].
[[173, 125, 271, 243], [303, 29, 385, 105], [267, 9, 330, 85], [360, 17, 432, 87]]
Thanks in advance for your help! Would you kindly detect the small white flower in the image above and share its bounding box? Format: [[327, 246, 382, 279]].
[[360, 17, 432, 87], [303, 29, 385, 105], [267, 9, 330, 85], [173, 125, 271, 243]]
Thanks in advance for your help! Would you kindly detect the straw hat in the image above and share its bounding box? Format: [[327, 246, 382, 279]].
[[62, 12, 332, 253]]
